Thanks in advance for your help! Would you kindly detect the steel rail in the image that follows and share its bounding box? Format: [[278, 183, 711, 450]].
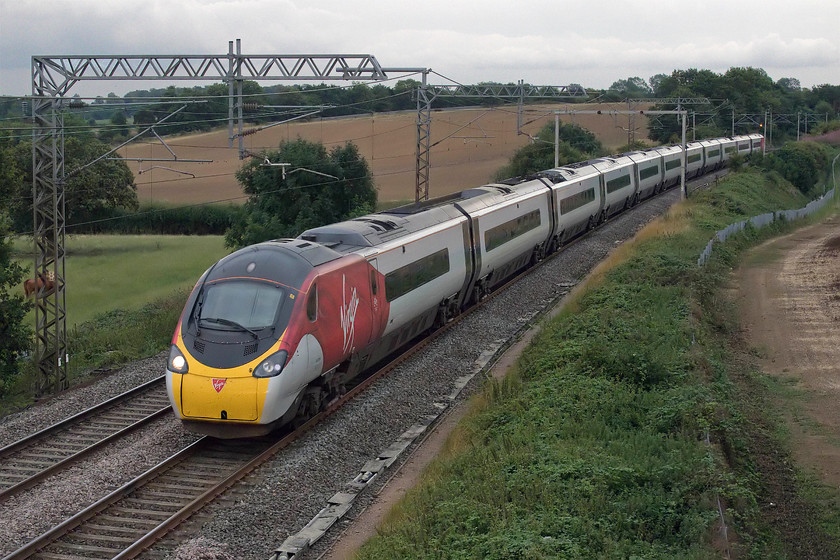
[[1, 438, 209, 560], [0, 376, 165, 456], [0, 376, 169, 503], [0, 407, 171, 502]]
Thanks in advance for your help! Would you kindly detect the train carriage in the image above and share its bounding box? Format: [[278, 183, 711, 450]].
[[734, 135, 752, 156], [719, 138, 737, 163], [625, 150, 664, 201], [539, 167, 602, 245], [653, 145, 683, 190], [301, 202, 472, 352], [593, 156, 637, 217], [748, 133, 764, 154], [700, 139, 723, 173], [685, 142, 705, 179], [461, 181, 553, 299]]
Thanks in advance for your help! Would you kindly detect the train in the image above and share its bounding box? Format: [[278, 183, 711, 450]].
[[165, 133, 764, 438]]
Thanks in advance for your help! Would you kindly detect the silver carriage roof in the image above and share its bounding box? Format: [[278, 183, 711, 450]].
[[543, 155, 633, 183], [618, 149, 661, 164], [298, 181, 547, 252]]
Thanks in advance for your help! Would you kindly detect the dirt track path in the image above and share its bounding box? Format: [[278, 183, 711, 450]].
[[734, 214, 840, 486]]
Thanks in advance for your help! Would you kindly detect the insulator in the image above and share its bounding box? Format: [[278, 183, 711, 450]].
[[68, 100, 87, 109], [240, 128, 259, 136], [243, 103, 261, 111]]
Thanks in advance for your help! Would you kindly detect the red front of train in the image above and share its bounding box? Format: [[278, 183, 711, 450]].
[[165, 240, 389, 438]]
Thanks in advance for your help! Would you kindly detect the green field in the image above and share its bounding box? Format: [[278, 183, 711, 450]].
[[13, 235, 229, 327]]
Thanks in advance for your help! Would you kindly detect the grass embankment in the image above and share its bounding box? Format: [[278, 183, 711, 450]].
[[5, 235, 227, 413], [12, 235, 227, 326], [357, 170, 840, 559]]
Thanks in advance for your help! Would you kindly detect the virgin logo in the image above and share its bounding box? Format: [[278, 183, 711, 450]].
[[212, 378, 226, 393], [340, 274, 359, 354]]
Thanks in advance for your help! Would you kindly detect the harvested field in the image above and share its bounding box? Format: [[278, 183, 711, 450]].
[[121, 103, 650, 205]]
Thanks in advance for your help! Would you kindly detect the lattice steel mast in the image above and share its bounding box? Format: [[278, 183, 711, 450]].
[[413, 80, 587, 201]]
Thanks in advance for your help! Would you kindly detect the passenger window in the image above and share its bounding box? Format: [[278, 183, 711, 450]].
[[307, 284, 317, 322]]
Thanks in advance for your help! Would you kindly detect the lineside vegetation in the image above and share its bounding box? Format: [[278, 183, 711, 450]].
[[356, 164, 840, 559]]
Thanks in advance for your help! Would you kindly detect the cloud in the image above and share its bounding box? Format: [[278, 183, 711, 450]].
[[2, 0, 838, 95]]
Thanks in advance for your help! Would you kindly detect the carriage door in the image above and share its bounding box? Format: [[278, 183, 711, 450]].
[[367, 258, 386, 339], [598, 175, 607, 215]]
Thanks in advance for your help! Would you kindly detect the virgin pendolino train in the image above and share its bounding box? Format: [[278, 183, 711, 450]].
[[166, 133, 764, 438]]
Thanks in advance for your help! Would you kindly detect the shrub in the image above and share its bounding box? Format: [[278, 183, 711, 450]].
[[763, 141, 829, 193]]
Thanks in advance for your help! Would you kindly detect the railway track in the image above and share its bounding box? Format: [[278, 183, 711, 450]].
[[0, 376, 170, 503], [1, 337, 434, 560], [2, 436, 278, 560]]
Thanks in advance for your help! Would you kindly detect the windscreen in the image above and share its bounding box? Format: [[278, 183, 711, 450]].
[[200, 280, 285, 330]]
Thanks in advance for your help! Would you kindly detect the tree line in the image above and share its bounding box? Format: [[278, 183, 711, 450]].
[[609, 68, 840, 143]]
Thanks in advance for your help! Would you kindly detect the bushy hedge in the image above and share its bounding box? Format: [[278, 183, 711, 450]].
[[757, 141, 830, 194], [62, 202, 241, 235]]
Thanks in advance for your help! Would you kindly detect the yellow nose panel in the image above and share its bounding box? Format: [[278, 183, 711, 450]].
[[179, 374, 259, 421]]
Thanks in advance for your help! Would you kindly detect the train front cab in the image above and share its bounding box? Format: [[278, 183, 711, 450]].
[[167, 241, 384, 438]]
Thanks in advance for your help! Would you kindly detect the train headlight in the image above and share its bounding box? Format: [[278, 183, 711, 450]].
[[253, 350, 288, 378], [168, 344, 189, 374]]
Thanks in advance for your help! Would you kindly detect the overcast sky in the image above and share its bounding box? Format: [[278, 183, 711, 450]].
[[1, 0, 838, 98]]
